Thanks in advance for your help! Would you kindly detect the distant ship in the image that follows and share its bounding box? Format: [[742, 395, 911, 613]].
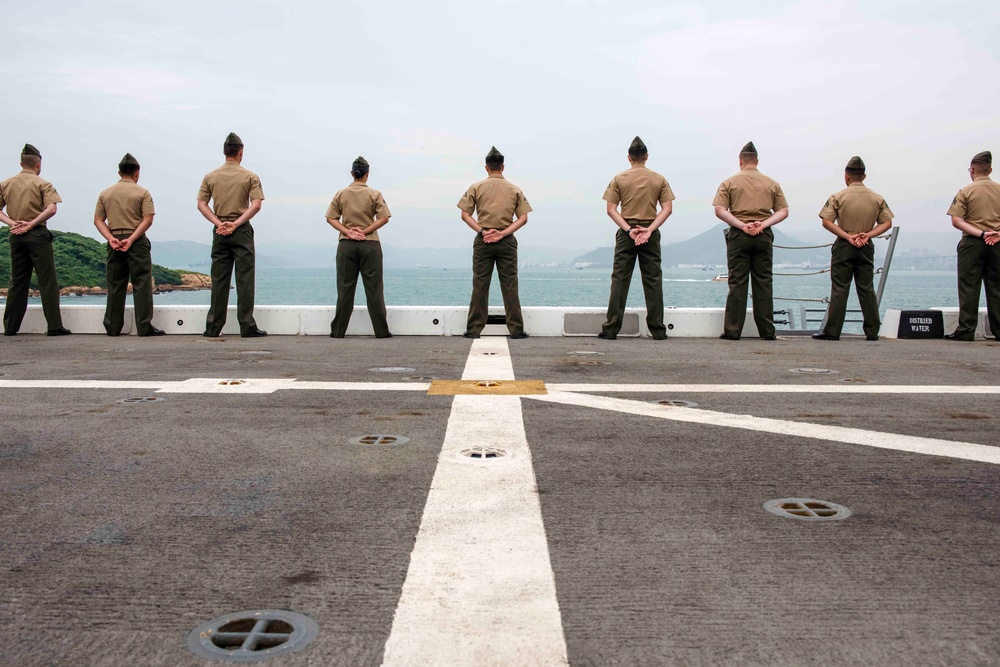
[[712, 274, 728, 282]]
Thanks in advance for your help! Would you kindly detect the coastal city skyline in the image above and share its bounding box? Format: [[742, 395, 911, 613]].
[[3, 0, 998, 251]]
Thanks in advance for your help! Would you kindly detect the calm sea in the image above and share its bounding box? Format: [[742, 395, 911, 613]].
[[39, 266, 960, 333]]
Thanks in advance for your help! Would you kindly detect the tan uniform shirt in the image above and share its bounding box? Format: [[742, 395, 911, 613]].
[[819, 182, 893, 234], [0, 169, 62, 226], [603, 166, 675, 221], [457, 174, 532, 231], [96, 179, 155, 234], [197, 161, 264, 220], [326, 183, 391, 241], [947, 176, 1000, 234], [713, 167, 788, 222]]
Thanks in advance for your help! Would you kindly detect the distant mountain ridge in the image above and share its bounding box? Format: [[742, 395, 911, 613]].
[[572, 226, 831, 267]]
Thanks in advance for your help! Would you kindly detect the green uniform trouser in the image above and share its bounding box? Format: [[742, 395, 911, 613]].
[[822, 238, 880, 338], [3, 226, 63, 334], [206, 224, 258, 336], [723, 227, 774, 339], [331, 240, 390, 338], [954, 235, 1000, 339], [466, 234, 524, 336], [602, 225, 666, 338], [104, 233, 155, 336]]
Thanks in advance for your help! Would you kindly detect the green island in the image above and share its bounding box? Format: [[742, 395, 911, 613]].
[[0, 228, 204, 293]]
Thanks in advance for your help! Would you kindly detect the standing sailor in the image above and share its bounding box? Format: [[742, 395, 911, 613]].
[[812, 156, 893, 341], [197, 132, 267, 338], [945, 150, 1000, 341], [326, 156, 392, 338], [599, 136, 674, 340], [713, 141, 789, 340], [0, 143, 70, 337], [458, 146, 532, 339], [94, 153, 164, 337]]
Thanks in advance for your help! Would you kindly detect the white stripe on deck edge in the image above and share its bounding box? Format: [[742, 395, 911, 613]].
[[381, 338, 568, 666], [548, 383, 1000, 394], [527, 391, 1000, 465]]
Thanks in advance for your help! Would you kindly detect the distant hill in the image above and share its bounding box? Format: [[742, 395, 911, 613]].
[[572, 226, 831, 268], [0, 228, 184, 289]]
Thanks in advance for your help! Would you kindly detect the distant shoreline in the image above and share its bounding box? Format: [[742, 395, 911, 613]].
[[0, 271, 210, 298]]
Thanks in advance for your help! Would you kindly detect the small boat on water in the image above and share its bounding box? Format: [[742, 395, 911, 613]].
[[711, 274, 728, 282]]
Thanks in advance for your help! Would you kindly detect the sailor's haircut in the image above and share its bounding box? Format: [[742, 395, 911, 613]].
[[845, 167, 865, 179], [223, 144, 242, 158], [20, 155, 40, 169], [739, 151, 758, 162], [119, 164, 140, 177]]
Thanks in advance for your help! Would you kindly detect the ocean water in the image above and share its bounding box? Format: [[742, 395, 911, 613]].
[[42, 266, 960, 333]]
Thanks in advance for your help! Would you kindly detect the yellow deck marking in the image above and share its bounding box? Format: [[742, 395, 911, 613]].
[[427, 379, 547, 396]]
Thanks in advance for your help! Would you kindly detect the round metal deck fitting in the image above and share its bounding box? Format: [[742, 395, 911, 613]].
[[763, 498, 852, 522], [475, 380, 502, 388], [370, 367, 417, 373], [219, 380, 246, 386], [459, 446, 508, 460], [574, 360, 609, 366], [656, 399, 698, 408], [403, 376, 437, 381], [570, 351, 605, 356], [187, 609, 318, 662], [349, 434, 411, 447], [789, 367, 838, 375], [117, 397, 164, 404]]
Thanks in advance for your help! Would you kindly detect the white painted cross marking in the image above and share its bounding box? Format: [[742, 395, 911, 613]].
[[381, 337, 569, 666]]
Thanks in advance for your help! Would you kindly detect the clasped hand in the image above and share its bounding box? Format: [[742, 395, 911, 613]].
[[215, 221, 237, 236], [482, 229, 504, 244], [742, 221, 764, 236], [985, 231, 1000, 246], [629, 227, 652, 246], [9, 221, 31, 235], [347, 228, 367, 241], [110, 238, 133, 252]]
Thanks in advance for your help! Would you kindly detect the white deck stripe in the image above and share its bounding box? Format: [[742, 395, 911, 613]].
[[0, 380, 429, 393], [4, 379, 998, 395], [528, 391, 1000, 465], [381, 338, 568, 666], [548, 383, 1000, 394]]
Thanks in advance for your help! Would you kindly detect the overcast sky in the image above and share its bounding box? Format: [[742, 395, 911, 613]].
[[3, 0, 998, 251]]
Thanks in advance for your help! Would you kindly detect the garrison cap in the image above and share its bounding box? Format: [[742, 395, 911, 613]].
[[485, 146, 504, 163], [846, 156, 865, 171], [224, 132, 243, 147], [21, 143, 41, 158], [629, 136, 648, 154], [352, 156, 370, 170], [971, 150, 992, 165], [740, 141, 757, 155], [119, 153, 140, 169]]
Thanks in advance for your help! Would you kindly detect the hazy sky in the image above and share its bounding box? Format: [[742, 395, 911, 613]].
[[3, 0, 999, 251]]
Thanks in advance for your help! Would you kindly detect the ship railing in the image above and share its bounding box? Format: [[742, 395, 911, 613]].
[[746, 227, 901, 335]]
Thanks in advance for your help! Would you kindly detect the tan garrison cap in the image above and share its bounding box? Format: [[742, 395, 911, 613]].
[[629, 136, 647, 153], [972, 151, 992, 165], [352, 156, 369, 170], [846, 156, 865, 171], [119, 153, 140, 168], [21, 143, 41, 157], [741, 141, 757, 155], [224, 132, 243, 147]]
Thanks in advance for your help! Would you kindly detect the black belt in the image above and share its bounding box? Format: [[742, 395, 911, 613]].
[[625, 219, 653, 228], [217, 214, 241, 222]]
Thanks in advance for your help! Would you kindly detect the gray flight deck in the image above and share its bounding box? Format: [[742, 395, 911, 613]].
[[2, 334, 999, 666]]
